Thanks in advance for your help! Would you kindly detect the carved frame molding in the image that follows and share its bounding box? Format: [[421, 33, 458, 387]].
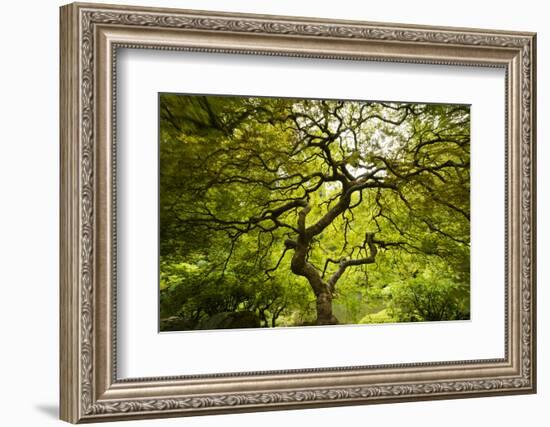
[[60, 2, 536, 423]]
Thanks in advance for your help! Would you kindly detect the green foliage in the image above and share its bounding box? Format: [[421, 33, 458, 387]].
[[388, 276, 470, 322], [360, 309, 394, 324], [160, 246, 314, 330], [158, 94, 471, 330]]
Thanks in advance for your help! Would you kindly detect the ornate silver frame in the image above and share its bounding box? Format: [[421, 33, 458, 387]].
[[60, 2, 537, 423]]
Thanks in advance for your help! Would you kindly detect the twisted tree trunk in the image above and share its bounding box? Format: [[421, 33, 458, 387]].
[[285, 202, 340, 325], [315, 291, 338, 325], [285, 201, 379, 326]]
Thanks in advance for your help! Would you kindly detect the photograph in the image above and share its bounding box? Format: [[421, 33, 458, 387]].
[[159, 94, 471, 331], [57, 2, 536, 422]]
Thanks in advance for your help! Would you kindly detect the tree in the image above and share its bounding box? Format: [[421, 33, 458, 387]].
[[160, 94, 470, 327]]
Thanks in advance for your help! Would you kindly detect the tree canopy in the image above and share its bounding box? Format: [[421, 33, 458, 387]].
[[159, 94, 470, 330]]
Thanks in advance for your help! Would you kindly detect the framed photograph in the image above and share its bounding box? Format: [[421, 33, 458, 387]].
[[60, 2, 536, 423]]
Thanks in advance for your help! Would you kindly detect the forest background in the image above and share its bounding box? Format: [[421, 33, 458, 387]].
[[159, 94, 471, 331]]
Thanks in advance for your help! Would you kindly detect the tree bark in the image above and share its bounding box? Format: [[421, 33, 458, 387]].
[[286, 202, 346, 326], [315, 291, 338, 325], [286, 203, 340, 326]]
